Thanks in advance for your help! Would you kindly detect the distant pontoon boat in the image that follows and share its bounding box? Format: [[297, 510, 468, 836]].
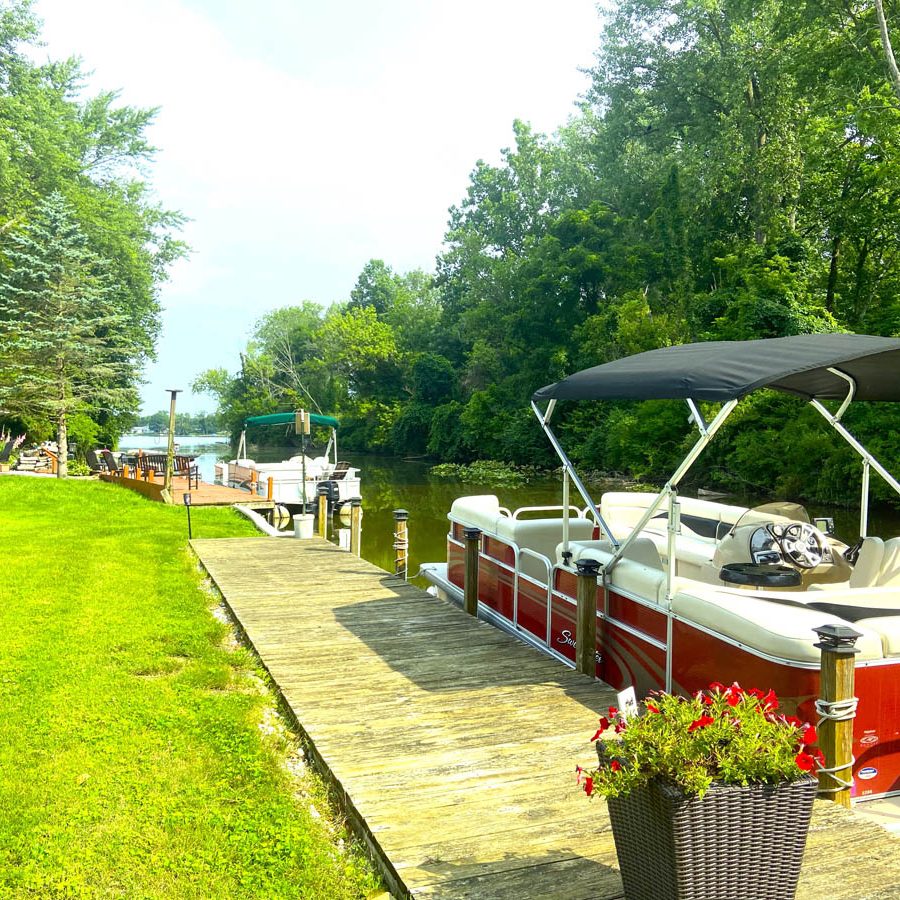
[[215, 411, 360, 510]]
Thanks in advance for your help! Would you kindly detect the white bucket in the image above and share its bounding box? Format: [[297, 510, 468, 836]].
[[293, 513, 315, 539]]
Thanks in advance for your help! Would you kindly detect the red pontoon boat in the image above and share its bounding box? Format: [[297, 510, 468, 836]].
[[422, 334, 900, 801]]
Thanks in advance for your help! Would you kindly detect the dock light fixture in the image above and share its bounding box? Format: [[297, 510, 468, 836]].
[[183, 490, 192, 540]]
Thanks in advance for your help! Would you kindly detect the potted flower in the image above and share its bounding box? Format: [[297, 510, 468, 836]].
[[577, 682, 823, 900]]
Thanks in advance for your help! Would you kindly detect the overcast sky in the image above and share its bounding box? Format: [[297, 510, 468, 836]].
[[32, 0, 601, 414]]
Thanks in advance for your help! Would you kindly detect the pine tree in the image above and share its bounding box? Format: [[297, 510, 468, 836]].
[[0, 192, 140, 477]]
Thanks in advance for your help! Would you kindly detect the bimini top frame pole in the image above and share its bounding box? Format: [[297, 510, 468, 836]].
[[531, 399, 619, 548], [810, 370, 900, 530], [607, 398, 739, 573]]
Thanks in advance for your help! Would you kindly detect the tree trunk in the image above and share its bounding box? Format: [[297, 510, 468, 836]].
[[57, 369, 67, 478], [826, 234, 841, 312], [875, 0, 900, 102], [852, 237, 871, 324], [57, 411, 68, 478]]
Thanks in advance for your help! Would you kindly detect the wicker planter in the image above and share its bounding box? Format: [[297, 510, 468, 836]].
[[607, 776, 817, 900]]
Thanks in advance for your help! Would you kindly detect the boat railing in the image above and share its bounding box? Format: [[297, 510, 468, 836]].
[[447, 519, 682, 676], [448, 524, 571, 662], [511, 505, 584, 520]]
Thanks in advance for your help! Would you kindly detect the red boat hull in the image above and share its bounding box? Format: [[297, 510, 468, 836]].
[[447, 527, 900, 799]]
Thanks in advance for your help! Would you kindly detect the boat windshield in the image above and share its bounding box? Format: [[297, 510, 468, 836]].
[[730, 501, 810, 533]]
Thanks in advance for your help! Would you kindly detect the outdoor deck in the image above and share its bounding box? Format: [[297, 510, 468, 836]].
[[100, 472, 275, 509], [191, 537, 900, 900]]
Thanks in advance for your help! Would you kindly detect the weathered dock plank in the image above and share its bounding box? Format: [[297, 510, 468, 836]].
[[192, 536, 900, 899]]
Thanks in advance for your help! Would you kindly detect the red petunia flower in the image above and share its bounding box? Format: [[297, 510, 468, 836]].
[[646, 703, 660, 714], [802, 724, 817, 745], [725, 692, 741, 707], [614, 721, 627, 734], [795, 752, 818, 772], [762, 689, 779, 710], [709, 681, 726, 692], [688, 714, 715, 732], [610, 760, 622, 772], [747, 688, 765, 699], [783, 715, 802, 727], [584, 776, 594, 796], [703, 694, 715, 706], [728, 681, 744, 696], [589, 717, 611, 742], [608, 706, 618, 717]]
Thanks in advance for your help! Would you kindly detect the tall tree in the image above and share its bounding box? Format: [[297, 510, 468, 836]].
[[0, 192, 140, 475]]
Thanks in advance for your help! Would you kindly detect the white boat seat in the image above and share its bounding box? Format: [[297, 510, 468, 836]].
[[600, 492, 751, 542], [851, 536, 885, 587], [562, 538, 669, 604], [810, 536, 885, 591], [855, 617, 900, 656], [671, 584, 885, 663], [449, 494, 505, 533], [877, 538, 900, 586], [495, 516, 594, 582]]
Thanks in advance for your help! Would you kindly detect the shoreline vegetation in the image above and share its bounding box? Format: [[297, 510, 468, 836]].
[[0, 479, 381, 899]]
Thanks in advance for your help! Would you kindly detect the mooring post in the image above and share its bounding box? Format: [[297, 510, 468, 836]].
[[267, 476, 274, 502], [463, 527, 481, 616], [317, 490, 328, 539], [813, 623, 861, 808], [575, 557, 600, 676], [393, 509, 409, 580], [349, 498, 362, 557]]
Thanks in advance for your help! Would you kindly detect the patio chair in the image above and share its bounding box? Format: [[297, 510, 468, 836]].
[[332, 461, 352, 480], [173, 454, 200, 489], [85, 449, 106, 473], [101, 450, 121, 475]]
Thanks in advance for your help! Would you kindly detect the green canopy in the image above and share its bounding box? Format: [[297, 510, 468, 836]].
[[243, 412, 340, 430]]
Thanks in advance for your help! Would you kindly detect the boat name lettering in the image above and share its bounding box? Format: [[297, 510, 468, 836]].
[[858, 766, 878, 780], [556, 630, 602, 663]]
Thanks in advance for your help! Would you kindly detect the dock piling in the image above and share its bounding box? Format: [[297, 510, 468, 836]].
[[813, 624, 861, 807], [393, 509, 409, 580], [349, 498, 362, 557], [575, 558, 600, 676], [317, 490, 328, 539], [463, 527, 481, 616]]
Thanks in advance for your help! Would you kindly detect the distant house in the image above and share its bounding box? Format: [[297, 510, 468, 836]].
[[131, 425, 151, 435]]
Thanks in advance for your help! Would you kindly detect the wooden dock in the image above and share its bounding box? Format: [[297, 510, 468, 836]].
[[100, 472, 275, 509], [191, 537, 900, 900]]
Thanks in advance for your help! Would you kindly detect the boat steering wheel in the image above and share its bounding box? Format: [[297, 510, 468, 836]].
[[771, 522, 827, 570]]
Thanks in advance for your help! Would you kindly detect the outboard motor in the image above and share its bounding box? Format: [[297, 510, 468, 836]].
[[316, 480, 340, 511]]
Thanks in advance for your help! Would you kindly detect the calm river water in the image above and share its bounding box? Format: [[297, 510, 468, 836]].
[[121, 434, 900, 582]]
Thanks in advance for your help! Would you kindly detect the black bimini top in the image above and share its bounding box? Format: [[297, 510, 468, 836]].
[[533, 334, 900, 403]]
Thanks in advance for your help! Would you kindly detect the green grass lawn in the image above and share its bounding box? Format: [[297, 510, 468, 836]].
[[0, 477, 382, 899]]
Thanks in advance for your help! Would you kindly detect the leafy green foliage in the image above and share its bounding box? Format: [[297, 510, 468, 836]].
[[0, 3, 183, 452], [430, 459, 545, 486], [0, 192, 142, 475]]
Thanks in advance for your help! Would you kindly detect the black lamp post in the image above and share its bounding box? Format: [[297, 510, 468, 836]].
[[183, 491, 192, 540]]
